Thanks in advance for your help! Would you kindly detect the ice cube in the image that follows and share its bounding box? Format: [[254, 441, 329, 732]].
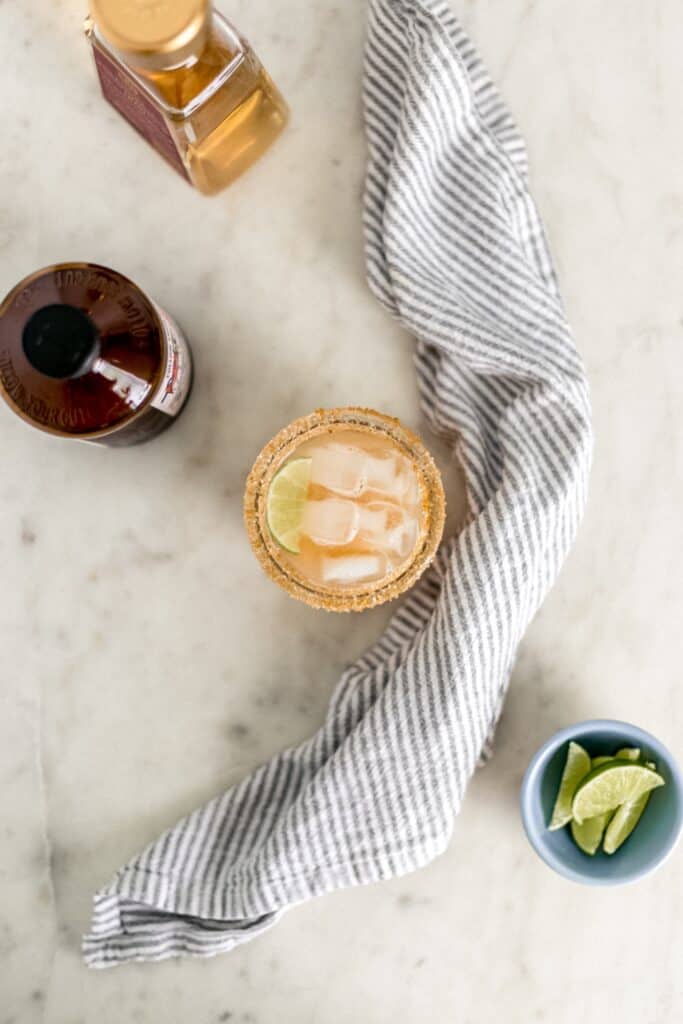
[[364, 453, 399, 493], [301, 498, 359, 547], [365, 453, 419, 503], [357, 503, 392, 540], [321, 553, 387, 585], [395, 465, 420, 505], [309, 444, 368, 497], [386, 519, 418, 559], [358, 502, 418, 559]]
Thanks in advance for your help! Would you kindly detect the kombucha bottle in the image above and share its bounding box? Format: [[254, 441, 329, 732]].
[[0, 263, 193, 446]]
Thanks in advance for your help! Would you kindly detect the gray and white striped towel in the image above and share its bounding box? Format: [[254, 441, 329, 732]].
[[84, 0, 592, 967]]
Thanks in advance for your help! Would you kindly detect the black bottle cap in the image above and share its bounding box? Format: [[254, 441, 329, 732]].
[[22, 304, 99, 379]]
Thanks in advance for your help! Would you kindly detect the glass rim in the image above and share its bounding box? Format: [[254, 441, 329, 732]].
[[243, 407, 447, 612]]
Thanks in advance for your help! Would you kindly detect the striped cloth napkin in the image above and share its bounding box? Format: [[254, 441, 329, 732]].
[[84, 0, 592, 967]]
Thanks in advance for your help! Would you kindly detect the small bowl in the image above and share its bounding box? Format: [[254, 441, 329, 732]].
[[520, 719, 683, 885]]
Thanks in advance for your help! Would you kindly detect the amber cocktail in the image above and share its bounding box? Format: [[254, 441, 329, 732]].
[[244, 408, 446, 611]]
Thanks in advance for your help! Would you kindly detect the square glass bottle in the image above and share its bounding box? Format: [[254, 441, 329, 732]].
[[85, 1, 288, 195]]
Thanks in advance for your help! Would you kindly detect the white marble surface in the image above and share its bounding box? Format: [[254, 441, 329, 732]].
[[1, 0, 682, 1021]]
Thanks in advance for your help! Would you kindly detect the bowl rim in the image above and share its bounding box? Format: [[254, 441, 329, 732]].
[[520, 719, 683, 886]]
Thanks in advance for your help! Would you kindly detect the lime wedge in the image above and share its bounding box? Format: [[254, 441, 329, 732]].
[[548, 742, 592, 831], [603, 790, 653, 854], [571, 812, 612, 856], [615, 747, 641, 762], [593, 749, 639, 769], [266, 458, 312, 554], [602, 757, 660, 855], [572, 762, 665, 825]]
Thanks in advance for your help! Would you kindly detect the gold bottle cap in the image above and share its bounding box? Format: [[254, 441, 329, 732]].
[[90, 0, 209, 65]]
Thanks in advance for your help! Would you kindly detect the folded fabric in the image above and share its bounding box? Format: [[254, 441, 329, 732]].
[[84, 0, 592, 967]]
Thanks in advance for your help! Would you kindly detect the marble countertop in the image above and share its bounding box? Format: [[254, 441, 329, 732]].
[[2, 1, 682, 1021]]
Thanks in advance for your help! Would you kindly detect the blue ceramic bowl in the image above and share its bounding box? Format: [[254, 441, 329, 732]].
[[520, 719, 683, 885]]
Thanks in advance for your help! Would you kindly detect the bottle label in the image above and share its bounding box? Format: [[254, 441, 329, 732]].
[[85, 305, 192, 445], [92, 45, 191, 183], [149, 303, 193, 418]]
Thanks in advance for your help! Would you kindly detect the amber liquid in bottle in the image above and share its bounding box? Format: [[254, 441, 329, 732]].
[[0, 263, 193, 446], [86, 4, 288, 195]]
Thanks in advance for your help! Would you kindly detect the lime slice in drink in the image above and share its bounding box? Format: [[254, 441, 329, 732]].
[[603, 791, 653, 854], [592, 756, 613, 768], [571, 812, 612, 856], [266, 458, 312, 554], [572, 762, 665, 825], [548, 741, 592, 831]]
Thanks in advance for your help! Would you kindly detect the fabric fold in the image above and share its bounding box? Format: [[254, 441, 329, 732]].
[[84, 0, 592, 967]]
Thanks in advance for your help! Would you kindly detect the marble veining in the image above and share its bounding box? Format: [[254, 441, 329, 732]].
[[1, 1, 682, 1022]]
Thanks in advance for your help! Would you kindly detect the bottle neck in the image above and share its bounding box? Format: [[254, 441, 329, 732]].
[[22, 304, 100, 380]]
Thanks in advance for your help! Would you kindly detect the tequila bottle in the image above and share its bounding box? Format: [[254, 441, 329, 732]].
[[244, 409, 446, 611], [86, 1, 288, 195]]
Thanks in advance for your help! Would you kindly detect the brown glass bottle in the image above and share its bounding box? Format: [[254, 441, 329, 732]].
[[0, 263, 193, 446]]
